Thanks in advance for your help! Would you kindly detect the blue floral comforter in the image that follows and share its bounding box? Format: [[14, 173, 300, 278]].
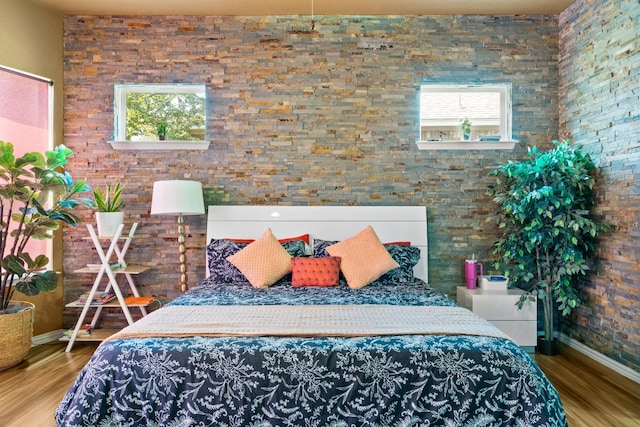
[[56, 279, 567, 426]]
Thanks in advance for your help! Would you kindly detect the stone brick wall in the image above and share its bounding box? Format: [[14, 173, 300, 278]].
[[559, 0, 640, 373], [62, 15, 559, 328]]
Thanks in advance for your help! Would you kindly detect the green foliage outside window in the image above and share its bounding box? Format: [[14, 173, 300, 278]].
[[125, 92, 205, 141]]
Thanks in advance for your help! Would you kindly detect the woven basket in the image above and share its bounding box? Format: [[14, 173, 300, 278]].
[[0, 301, 34, 371]]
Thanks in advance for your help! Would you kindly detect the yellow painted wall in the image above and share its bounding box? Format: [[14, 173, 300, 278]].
[[0, 0, 65, 336]]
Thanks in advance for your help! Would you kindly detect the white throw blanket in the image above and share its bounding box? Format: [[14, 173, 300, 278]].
[[104, 304, 511, 343]]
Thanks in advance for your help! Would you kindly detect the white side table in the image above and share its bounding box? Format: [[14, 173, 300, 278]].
[[457, 286, 537, 350], [64, 223, 153, 351]]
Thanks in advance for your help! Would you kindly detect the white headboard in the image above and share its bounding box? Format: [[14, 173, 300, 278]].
[[207, 206, 428, 283]]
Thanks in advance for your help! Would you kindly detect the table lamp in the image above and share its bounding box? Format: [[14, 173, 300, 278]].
[[151, 180, 205, 292]]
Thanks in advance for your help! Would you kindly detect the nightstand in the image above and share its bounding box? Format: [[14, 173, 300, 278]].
[[457, 286, 537, 350]]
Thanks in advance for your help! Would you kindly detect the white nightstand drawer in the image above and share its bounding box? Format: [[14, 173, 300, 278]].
[[456, 287, 536, 320], [469, 296, 536, 320], [456, 286, 538, 348]]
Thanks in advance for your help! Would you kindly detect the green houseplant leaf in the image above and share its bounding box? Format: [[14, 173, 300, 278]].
[[93, 183, 124, 212], [487, 140, 609, 344], [0, 141, 94, 312]]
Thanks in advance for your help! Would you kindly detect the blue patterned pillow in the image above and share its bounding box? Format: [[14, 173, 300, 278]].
[[313, 239, 420, 284], [207, 239, 249, 283], [378, 244, 421, 283], [207, 239, 307, 283], [313, 239, 338, 258], [282, 240, 308, 258]]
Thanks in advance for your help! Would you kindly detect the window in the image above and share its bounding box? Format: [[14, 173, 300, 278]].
[[419, 84, 512, 142], [0, 65, 53, 266], [114, 84, 206, 143]]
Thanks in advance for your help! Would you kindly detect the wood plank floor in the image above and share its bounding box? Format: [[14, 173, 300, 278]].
[[534, 344, 640, 427], [0, 341, 638, 426], [0, 342, 98, 427]]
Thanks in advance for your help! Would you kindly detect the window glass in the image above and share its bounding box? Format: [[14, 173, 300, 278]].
[[420, 84, 511, 141], [114, 84, 206, 142], [0, 65, 52, 263]]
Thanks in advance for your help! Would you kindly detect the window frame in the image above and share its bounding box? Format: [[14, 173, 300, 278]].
[[112, 83, 209, 150], [417, 83, 514, 149]]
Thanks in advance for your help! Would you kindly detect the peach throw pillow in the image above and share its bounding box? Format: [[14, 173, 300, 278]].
[[326, 225, 399, 289], [226, 228, 292, 288]]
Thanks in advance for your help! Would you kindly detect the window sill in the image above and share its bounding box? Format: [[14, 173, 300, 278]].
[[415, 140, 517, 150], [109, 141, 210, 150]]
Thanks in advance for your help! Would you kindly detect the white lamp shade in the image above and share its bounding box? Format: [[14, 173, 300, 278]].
[[150, 180, 205, 216]]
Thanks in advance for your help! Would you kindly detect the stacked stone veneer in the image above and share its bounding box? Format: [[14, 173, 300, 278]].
[[559, 0, 640, 373], [62, 15, 559, 328]]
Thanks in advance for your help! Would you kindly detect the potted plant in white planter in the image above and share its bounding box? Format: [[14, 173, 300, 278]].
[[488, 140, 609, 355], [0, 141, 92, 370], [93, 183, 125, 237]]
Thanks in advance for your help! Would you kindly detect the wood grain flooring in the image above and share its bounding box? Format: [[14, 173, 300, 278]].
[[0, 341, 638, 426], [0, 342, 98, 427], [534, 344, 640, 427]]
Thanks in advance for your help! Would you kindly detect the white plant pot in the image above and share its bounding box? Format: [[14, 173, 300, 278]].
[[95, 212, 124, 237]]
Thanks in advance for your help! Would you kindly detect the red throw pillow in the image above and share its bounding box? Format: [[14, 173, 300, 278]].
[[291, 257, 341, 287], [225, 234, 310, 244]]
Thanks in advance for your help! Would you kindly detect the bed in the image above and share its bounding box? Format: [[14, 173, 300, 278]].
[[56, 206, 567, 426]]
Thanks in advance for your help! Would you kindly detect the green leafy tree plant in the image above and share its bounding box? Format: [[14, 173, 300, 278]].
[[488, 140, 609, 350], [0, 141, 93, 312]]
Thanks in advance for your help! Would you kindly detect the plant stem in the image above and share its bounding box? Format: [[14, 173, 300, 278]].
[[544, 248, 554, 341], [0, 197, 13, 309]]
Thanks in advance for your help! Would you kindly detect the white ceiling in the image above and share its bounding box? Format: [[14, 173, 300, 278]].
[[33, 0, 574, 16]]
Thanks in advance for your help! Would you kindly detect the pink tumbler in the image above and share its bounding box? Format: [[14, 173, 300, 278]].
[[465, 258, 483, 289]]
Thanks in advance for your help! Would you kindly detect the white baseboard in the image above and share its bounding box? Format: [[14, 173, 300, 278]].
[[559, 333, 640, 385], [31, 329, 64, 346]]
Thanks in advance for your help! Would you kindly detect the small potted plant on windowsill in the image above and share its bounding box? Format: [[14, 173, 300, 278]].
[[156, 120, 168, 141], [93, 183, 125, 237], [460, 118, 472, 141], [0, 141, 93, 370]]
